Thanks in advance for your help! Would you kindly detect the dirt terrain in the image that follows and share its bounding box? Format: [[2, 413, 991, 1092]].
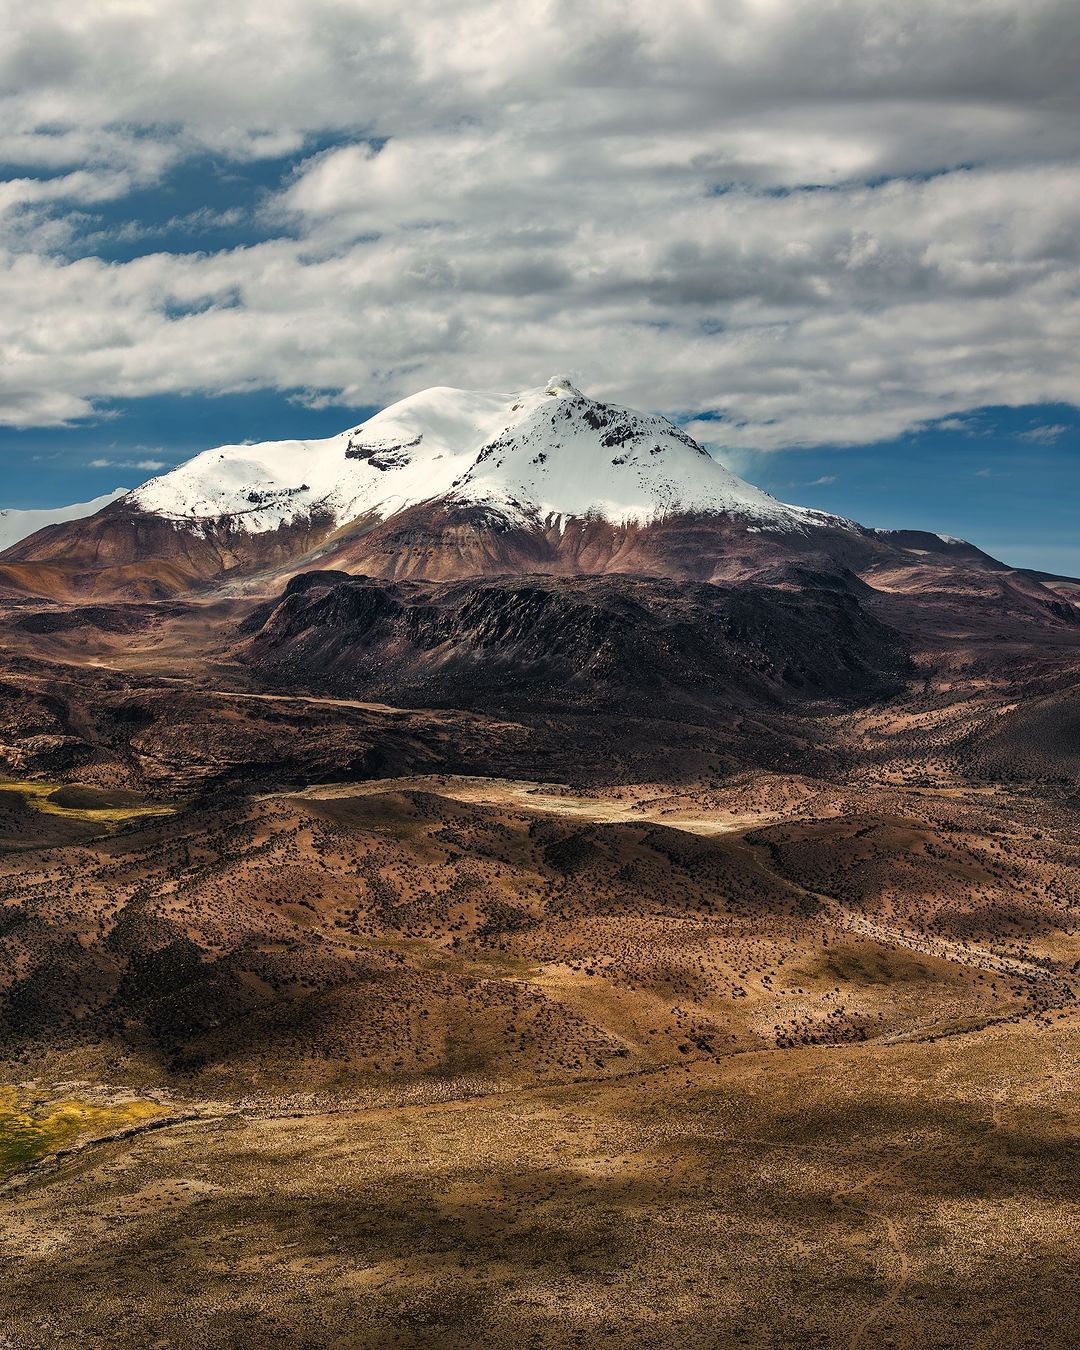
[[1, 762, 1077, 1348], [0, 568, 1077, 1347], [3, 1012, 1075, 1350]]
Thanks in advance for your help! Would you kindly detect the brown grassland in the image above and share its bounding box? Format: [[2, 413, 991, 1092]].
[[0, 571, 1077, 1348]]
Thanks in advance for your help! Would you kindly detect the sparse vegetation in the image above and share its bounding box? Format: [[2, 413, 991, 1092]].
[[0, 779, 175, 828], [0, 1086, 163, 1178], [0, 554, 1077, 1346]]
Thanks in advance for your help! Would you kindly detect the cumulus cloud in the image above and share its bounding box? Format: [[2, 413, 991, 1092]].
[[1, 0, 1079, 445]]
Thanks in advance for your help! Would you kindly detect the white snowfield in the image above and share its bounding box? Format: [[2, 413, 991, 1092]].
[[130, 378, 843, 536], [0, 488, 129, 553]]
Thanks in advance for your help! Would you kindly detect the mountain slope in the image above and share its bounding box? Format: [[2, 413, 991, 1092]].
[[127, 376, 832, 535], [1, 378, 1064, 604], [0, 378, 856, 597], [239, 570, 911, 716], [0, 489, 128, 552]]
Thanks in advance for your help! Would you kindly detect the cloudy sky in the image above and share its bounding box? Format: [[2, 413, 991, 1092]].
[[1, 0, 1078, 570]]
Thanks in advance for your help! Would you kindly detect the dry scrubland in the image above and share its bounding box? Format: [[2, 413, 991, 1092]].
[[0, 767, 1077, 1348], [2, 1013, 1077, 1350], [0, 566, 1078, 1347]]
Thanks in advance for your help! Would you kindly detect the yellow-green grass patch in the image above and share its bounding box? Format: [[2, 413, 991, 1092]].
[[0, 780, 176, 828], [0, 1086, 165, 1178]]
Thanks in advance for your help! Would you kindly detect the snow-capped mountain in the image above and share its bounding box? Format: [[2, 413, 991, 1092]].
[[129, 377, 835, 535], [0, 488, 128, 552], [4, 378, 1008, 601]]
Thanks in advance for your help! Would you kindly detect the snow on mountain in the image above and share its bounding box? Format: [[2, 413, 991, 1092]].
[[0, 488, 129, 552], [129, 378, 837, 536]]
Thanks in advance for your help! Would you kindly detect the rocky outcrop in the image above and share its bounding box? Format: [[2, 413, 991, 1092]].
[[241, 571, 911, 714]]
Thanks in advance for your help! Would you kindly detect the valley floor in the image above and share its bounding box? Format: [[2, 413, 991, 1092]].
[[0, 575, 1077, 1347], [1, 767, 1077, 1348], [1, 1009, 1076, 1349]]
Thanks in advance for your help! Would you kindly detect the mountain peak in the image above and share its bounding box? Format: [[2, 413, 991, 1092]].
[[544, 374, 581, 397], [126, 381, 833, 537]]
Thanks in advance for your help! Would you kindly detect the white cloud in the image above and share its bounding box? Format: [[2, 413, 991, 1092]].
[[1019, 423, 1069, 443], [1, 1, 1079, 447], [0, 169, 132, 212], [89, 456, 167, 470]]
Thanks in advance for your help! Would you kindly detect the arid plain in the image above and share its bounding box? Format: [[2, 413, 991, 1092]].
[[0, 558, 1077, 1348]]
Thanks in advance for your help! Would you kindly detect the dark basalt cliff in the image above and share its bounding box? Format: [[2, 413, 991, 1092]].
[[240, 570, 911, 713]]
